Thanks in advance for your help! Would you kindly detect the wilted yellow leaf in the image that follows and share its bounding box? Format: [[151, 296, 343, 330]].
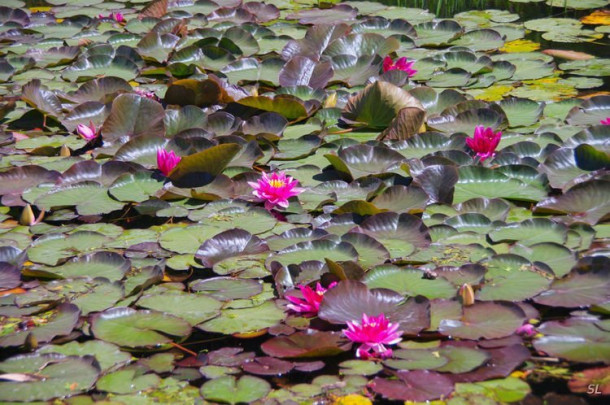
[[333, 394, 373, 405], [500, 39, 540, 53], [29, 7, 52, 12], [581, 9, 610, 25], [469, 85, 513, 102]]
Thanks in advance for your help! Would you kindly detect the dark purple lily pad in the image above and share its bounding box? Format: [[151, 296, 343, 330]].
[[0, 263, 21, 290], [439, 302, 527, 340], [318, 280, 430, 333], [241, 357, 294, 376], [195, 228, 269, 267], [261, 330, 351, 358], [371, 370, 454, 402]]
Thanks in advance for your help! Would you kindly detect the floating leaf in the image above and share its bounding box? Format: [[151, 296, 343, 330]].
[[91, 307, 192, 348], [342, 81, 424, 130], [319, 280, 430, 334], [169, 144, 241, 188], [0, 355, 100, 402], [200, 375, 270, 405], [439, 302, 527, 340], [372, 370, 454, 402], [534, 318, 610, 364], [0, 303, 80, 348], [198, 300, 285, 335], [261, 331, 351, 358]]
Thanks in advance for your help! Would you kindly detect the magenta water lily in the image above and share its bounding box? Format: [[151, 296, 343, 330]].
[[466, 126, 502, 162], [343, 313, 403, 359], [248, 171, 305, 210], [382, 56, 417, 77], [285, 282, 337, 317], [76, 121, 97, 141], [601, 118, 610, 125], [135, 87, 159, 101], [99, 12, 124, 23], [157, 149, 181, 176]]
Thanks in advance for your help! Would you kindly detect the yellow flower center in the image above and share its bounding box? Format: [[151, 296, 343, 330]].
[[268, 179, 285, 188]]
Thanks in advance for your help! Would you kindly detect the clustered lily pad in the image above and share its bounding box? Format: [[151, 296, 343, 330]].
[[0, 0, 609, 403]]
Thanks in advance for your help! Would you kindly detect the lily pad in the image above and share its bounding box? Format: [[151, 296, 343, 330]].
[[91, 307, 192, 348], [439, 302, 527, 340], [534, 318, 610, 364], [200, 375, 270, 405], [0, 354, 100, 402]]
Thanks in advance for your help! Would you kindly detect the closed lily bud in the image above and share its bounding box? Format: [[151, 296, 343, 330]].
[[323, 91, 337, 108], [459, 283, 475, 306], [20, 204, 36, 226], [59, 144, 71, 157], [20, 204, 44, 226], [250, 86, 258, 97]]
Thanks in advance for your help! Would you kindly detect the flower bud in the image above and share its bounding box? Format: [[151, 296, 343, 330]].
[[323, 91, 337, 108], [20, 204, 36, 226], [59, 144, 71, 157], [459, 283, 475, 306]]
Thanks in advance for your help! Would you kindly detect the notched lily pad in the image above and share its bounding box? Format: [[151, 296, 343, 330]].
[[91, 307, 192, 348]]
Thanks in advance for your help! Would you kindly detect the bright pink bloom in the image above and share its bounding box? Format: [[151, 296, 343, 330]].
[[248, 171, 305, 210], [601, 118, 610, 125], [343, 313, 403, 359], [465, 126, 502, 161], [382, 56, 417, 77], [516, 323, 536, 337], [285, 282, 337, 316], [76, 121, 97, 141], [99, 12, 124, 23], [134, 87, 159, 101], [157, 149, 181, 176]]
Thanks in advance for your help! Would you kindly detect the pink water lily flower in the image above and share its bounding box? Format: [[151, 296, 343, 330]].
[[382, 56, 417, 77], [99, 12, 124, 23], [134, 87, 159, 101], [466, 125, 502, 162], [601, 118, 610, 125], [285, 282, 337, 317], [157, 149, 181, 176], [343, 313, 403, 359], [76, 121, 97, 141], [515, 323, 536, 337], [248, 171, 305, 210]]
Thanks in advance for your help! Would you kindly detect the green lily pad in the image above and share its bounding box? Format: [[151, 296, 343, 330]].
[[534, 318, 610, 363], [200, 375, 270, 405], [38, 340, 131, 373], [137, 291, 222, 326], [364, 265, 456, 299], [34, 181, 125, 216], [38, 252, 130, 281], [0, 354, 100, 402], [271, 239, 358, 268], [109, 171, 165, 202], [489, 218, 567, 245], [0, 303, 80, 348], [97, 366, 161, 394], [91, 307, 192, 348], [454, 166, 547, 203], [477, 254, 553, 301], [342, 81, 424, 130], [198, 300, 285, 334]]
